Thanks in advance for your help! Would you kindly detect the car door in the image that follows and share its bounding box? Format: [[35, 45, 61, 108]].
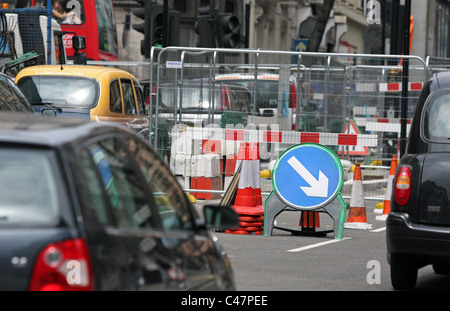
[[76, 144, 139, 290], [76, 134, 220, 290], [123, 136, 228, 290], [111, 78, 148, 137]]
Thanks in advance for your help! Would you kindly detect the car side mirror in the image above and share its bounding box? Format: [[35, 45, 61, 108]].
[[73, 36, 87, 65], [202, 205, 239, 230], [41, 108, 57, 116], [73, 36, 86, 51]]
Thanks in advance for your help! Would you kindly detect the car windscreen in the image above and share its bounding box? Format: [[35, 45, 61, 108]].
[[160, 85, 222, 111], [0, 149, 64, 227], [17, 75, 99, 108], [424, 90, 450, 141], [215, 79, 278, 108]]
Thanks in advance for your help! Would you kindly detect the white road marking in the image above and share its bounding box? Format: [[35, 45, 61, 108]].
[[287, 237, 352, 252], [370, 227, 386, 232]]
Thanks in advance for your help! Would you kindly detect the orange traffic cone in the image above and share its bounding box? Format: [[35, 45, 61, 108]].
[[227, 142, 264, 235], [376, 155, 398, 221], [231, 143, 259, 215], [300, 211, 320, 229], [345, 164, 374, 230]]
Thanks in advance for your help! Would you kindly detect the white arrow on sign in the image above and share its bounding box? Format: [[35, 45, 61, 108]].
[[287, 156, 329, 198]]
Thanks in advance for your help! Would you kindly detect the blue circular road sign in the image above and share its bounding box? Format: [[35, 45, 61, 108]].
[[272, 143, 344, 210]]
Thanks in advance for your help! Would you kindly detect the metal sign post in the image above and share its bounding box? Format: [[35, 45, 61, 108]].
[[263, 143, 347, 239]]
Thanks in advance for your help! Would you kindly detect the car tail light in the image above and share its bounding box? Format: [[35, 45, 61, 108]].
[[29, 239, 94, 291], [147, 84, 157, 107], [221, 86, 230, 111], [394, 166, 412, 206]]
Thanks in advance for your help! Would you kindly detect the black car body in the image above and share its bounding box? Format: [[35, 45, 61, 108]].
[[387, 71, 450, 289], [0, 114, 238, 291]]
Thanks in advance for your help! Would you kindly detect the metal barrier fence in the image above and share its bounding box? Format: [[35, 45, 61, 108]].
[[88, 47, 430, 198], [148, 48, 426, 157], [0, 7, 54, 76]]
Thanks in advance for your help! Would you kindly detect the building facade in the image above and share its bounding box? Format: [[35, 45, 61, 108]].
[[112, 0, 450, 76]]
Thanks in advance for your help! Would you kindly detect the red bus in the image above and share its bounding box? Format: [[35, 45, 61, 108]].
[[31, 0, 118, 61]]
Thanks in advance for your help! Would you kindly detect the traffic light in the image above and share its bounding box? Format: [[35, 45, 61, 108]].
[[131, 0, 151, 57], [195, 13, 216, 48], [132, 2, 180, 56], [216, 13, 241, 48], [167, 10, 180, 46], [151, 4, 164, 47], [151, 4, 180, 47]]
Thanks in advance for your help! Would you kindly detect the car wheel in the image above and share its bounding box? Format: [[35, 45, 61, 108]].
[[432, 263, 450, 274], [390, 253, 418, 290]]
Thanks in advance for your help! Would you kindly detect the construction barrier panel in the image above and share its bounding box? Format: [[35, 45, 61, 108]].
[[87, 48, 450, 198]]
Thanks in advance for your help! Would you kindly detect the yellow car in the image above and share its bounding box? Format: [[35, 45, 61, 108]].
[[15, 65, 149, 137]]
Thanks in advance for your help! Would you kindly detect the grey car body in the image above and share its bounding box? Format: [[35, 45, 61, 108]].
[[142, 80, 252, 127], [0, 114, 238, 291]]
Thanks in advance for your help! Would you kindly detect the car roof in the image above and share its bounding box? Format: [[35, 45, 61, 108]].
[[15, 65, 136, 80], [0, 113, 134, 147], [215, 73, 280, 81], [433, 71, 450, 90], [140, 79, 252, 90]]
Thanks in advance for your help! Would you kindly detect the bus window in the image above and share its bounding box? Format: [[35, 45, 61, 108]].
[[39, 0, 119, 61], [60, 0, 85, 24], [33, 0, 85, 23], [94, 0, 118, 58]]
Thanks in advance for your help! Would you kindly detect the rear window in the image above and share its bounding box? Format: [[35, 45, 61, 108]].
[[159, 84, 250, 113], [0, 149, 63, 227], [17, 75, 99, 108], [217, 79, 284, 109], [424, 90, 450, 141], [160, 85, 222, 111]]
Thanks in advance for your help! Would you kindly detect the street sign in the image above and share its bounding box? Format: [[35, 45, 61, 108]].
[[272, 143, 343, 210], [338, 119, 370, 156], [293, 38, 308, 52]]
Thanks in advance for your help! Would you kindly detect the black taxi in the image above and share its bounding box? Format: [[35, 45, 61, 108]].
[[387, 71, 450, 289]]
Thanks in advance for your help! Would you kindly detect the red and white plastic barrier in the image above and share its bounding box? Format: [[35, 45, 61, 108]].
[[172, 127, 378, 157], [170, 126, 378, 196]]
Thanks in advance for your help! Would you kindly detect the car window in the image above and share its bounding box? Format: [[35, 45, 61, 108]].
[[228, 87, 251, 113], [0, 149, 61, 227], [424, 91, 450, 141], [84, 138, 158, 229], [17, 75, 99, 108], [0, 82, 15, 111], [5, 76, 33, 112], [121, 79, 137, 115], [221, 79, 278, 106], [0, 75, 22, 111], [160, 84, 221, 111], [134, 80, 145, 115], [110, 79, 122, 113], [125, 137, 194, 231], [0, 75, 31, 112], [79, 148, 111, 225]]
